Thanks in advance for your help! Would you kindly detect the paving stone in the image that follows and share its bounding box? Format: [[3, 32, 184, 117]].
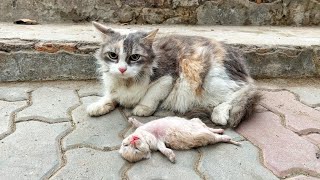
[[51, 148, 125, 180], [0, 100, 26, 137], [17, 87, 80, 123], [288, 87, 320, 107], [304, 134, 320, 146], [78, 82, 102, 97], [236, 111, 320, 178], [0, 121, 71, 179], [62, 96, 128, 150], [0, 87, 31, 101], [199, 141, 278, 180], [261, 91, 320, 135], [286, 175, 320, 180], [128, 150, 201, 180]]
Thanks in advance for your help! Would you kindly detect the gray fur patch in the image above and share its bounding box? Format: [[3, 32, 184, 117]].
[[223, 45, 249, 82]]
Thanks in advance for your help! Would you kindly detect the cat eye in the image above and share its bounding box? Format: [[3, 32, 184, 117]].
[[129, 54, 141, 61], [107, 52, 118, 60]]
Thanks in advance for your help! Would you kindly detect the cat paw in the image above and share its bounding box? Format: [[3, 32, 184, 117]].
[[211, 103, 231, 126], [168, 152, 176, 163], [132, 105, 155, 116], [87, 102, 115, 116]]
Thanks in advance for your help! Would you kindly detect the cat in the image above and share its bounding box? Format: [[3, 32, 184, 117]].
[[87, 21, 259, 127], [119, 117, 240, 163]]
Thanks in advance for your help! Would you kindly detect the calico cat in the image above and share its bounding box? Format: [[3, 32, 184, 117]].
[[87, 22, 259, 127], [120, 117, 240, 163]]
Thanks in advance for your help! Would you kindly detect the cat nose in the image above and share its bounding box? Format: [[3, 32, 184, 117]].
[[118, 67, 127, 74]]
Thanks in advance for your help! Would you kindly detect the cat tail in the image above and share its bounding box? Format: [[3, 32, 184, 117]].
[[183, 107, 212, 123], [228, 84, 261, 128]]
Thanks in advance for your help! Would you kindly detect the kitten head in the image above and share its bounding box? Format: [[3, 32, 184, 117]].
[[119, 133, 151, 162], [93, 22, 158, 80]]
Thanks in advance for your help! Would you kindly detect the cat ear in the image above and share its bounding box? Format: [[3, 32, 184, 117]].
[[142, 29, 159, 45], [92, 21, 118, 41]]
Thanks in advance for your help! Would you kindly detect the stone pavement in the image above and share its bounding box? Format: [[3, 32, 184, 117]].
[[0, 79, 319, 180]]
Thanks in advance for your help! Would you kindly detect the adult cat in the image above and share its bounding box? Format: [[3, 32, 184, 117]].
[[87, 22, 258, 127]]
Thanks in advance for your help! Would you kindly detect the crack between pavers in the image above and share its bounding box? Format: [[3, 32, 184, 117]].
[[64, 144, 120, 152], [41, 125, 74, 180], [260, 101, 320, 135], [194, 148, 208, 180], [254, 103, 320, 178], [42, 90, 82, 180], [120, 161, 134, 180], [0, 90, 33, 140], [119, 108, 132, 139], [15, 118, 70, 124], [259, 88, 319, 109], [278, 167, 320, 179]]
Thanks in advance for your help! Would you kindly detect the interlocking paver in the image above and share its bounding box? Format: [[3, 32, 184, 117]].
[[199, 140, 278, 180], [304, 134, 320, 146], [128, 150, 201, 180], [288, 87, 320, 107], [286, 175, 320, 180], [0, 100, 26, 137], [0, 121, 71, 180], [51, 148, 125, 180], [237, 111, 320, 178], [78, 82, 102, 97], [17, 87, 80, 123], [261, 91, 320, 135], [62, 96, 128, 150], [0, 87, 31, 101]]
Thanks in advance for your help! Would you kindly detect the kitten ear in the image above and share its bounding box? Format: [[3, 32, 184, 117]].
[[142, 29, 159, 45], [92, 21, 118, 41]]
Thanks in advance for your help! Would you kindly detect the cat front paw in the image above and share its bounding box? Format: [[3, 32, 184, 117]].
[[211, 103, 231, 126], [132, 105, 155, 116], [87, 102, 115, 117]]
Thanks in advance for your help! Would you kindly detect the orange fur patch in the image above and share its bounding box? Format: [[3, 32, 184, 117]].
[[180, 58, 205, 96]]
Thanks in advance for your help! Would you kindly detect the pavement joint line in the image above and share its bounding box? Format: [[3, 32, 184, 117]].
[[0, 90, 33, 140], [42, 124, 74, 180], [258, 88, 319, 109], [0, 100, 28, 140], [118, 108, 132, 139], [120, 161, 133, 180], [63, 144, 120, 152], [43, 90, 82, 179], [240, 110, 320, 178], [259, 102, 287, 127], [261, 100, 320, 135], [65, 89, 82, 124], [194, 148, 207, 180]]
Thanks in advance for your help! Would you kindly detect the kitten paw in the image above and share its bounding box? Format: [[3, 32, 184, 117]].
[[132, 105, 155, 116], [87, 102, 115, 116], [211, 103, 231, 126], [168, 151, 176, 163]]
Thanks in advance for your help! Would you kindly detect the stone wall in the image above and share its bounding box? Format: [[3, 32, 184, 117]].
[[0, 0, 319, 26]]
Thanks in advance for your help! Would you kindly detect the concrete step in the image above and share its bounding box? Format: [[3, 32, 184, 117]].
[[1, 0, 320, 26], [0, 23, 319, 81]]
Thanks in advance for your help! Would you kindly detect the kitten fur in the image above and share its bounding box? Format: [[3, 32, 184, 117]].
[[87, 22, 259, 127], [120, 117, 240, 163]]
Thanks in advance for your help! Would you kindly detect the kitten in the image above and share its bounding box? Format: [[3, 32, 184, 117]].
[[119, 117, 240, 163], [87, 22, 259, 127]]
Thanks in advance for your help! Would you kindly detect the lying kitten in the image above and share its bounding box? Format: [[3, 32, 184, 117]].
[[87, 22, 259, 127], [119, 117, 240, 163]]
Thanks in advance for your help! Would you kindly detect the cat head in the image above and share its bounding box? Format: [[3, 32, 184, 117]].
[[119, 132, 152, 162], [93, 22, 158, 80]]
